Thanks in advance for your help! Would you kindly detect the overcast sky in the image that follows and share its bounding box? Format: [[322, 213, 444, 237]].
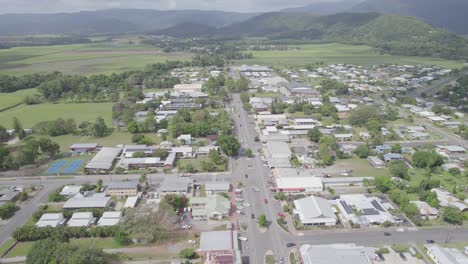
[[0, 0, 344, 14]]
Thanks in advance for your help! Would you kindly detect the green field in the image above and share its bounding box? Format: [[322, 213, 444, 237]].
[[334, 158, 390, 177], [0, 42, 191, 75], [0, 88, 38, 110], [0, 102, 113, 128], [240, 43, 464, 68]]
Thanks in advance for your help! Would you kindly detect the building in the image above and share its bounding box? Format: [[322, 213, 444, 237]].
[[431, 188, 468, 212], [410, 201, 439, 220], [174, 83, 203, 93], [159, 177, 193, 196], [359, 132, 371, 140], [383, 153, 403, 162], [205, 182, 230, 196], [106, 181, 138, 197], [70, 143, 99, 154], [336, 194, 399, 225], [437, 145, 466, 155], [293, 196, 337, 226], [171, 147, 194, 158], [0, 189, 20, 206], [368, 156, 385, 168], [197, 146, 220, 156], [118, 157, 164, 169], [98, 211, 122, 226], [177, 134, 192, 145], [36, 213, 66, 227], [122, 145, 154, 158], [85, 147, 122, 173], [321, 177, 373, 187], [123, 193, 142, 208], [68, 212, 95, 227], [199, 230, 240, 264], [298, 244, 375, 264], [275, 177, 323, 194], [63, 195, 111, 209], [190, 195, 231, 220], [334, 134, 353, 141], [425, 244, 468, 264], [266, 141, 292, 159], [59, 185, 82, 197]]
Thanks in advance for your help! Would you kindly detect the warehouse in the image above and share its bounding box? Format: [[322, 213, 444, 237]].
[[275, 177, 323, 194]]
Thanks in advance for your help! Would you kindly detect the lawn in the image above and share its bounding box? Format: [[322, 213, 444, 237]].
[[5, 242, 33, 258], [0, 239, 16, 257], [407, 168, 466, 196], [0, 88, 38, 110], [0, 102, 114, 128], [177, 157, 227, 173], [240, 43, 464, 69], [333, 158, 390, 177], [265, 254, 276, 264], [0, 42, 191, 76]]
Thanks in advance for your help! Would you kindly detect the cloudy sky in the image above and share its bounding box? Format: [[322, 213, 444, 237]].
[[0, 0, 343, 13]]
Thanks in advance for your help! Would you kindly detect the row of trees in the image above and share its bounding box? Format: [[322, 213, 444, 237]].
[[0, 137, 60, 170]]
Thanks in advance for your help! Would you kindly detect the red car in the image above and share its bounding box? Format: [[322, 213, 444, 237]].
[[264, 198, 268, 204], [277, 212, 285, 218]]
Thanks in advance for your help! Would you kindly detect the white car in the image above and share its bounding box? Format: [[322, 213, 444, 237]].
[[237, 205, 244, 210], [182, 225, 192, 229], [243, 203, 250, 207], [187, 240, 196, 244], [238, 236, 248, 241], [236, 198, 244, 202]]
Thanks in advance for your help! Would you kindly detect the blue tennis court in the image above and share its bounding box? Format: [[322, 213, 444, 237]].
[[45, 160, 67, 174], [62, 160, 84, 173]]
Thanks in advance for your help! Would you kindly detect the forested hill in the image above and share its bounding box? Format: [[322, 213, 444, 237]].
[[349, 0, 468, 34], [0, 9, 255, 35], [157, 12, 468, 61]]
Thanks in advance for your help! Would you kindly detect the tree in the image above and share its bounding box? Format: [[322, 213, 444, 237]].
[[373, 176, 393, 193], [217, 134, 240, 156], [402, 203, 420, 224], [257, 214, 267, 228], [92, 117, 108, 137], [388, 160, 409, 180], [37, 138, 60, 159], [412, 150, 445, 170], [274, 192, 286, 201], [354, 144, 370, 158], [163, 194, 188, 210], [20, 191, 28, 201], [391, 144, 402, 154], [127, 121, 139, 134], [0, 125, 10, 142], [349, 105, 381, 127], [0, 202, 19, 219], [179, 248, 198, 259], [318, 143, 334, 166], [307, 127, 322, 143], [12, 117, 24, 138], [245, 149, 253, 158], [442, 207, 464, 225]]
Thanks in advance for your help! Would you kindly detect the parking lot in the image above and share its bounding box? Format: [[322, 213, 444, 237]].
[[378, 247, 425, 264]]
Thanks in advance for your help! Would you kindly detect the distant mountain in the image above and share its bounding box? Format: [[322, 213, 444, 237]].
[[349, 0, 468, 34], [158, 12, 468, 60], [154, 23, 217, 38], [282, 0, 362, 15], [0, 9, 256, 35]]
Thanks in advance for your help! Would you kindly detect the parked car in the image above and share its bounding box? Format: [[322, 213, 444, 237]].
[[377, 253, 385, 261], [399, 253, 407, 261], [187, 240, 196, 244], [251, 213, 255, 219], [384, 232, 391, 236], [426, 240, 435, 244], [264, 198, 268, 204], [182, 225, 191, 229], [239, 236, 248, 241], [286, 242, 296, 248], [278, 212, 285, 218]]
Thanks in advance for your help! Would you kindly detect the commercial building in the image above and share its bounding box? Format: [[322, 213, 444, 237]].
[[321, 177, 373, 187], [98, 211, 122, 226], [199, 230, 241, 264], [36, 213, 66, 228], [106, 181, 139, 197], [68, 212, 95, 227], [190, 195, 231, 220], [298, 244, 375, 264], [275, 177, 323, 194], [293, 196, 337, 226], [85, 147, 122, 173], [70, 143, 99, 154], [266, 142, 292, 159], [335, 194, 400, 225], [159, 177, 193, 196], [205, 182, 230, 196]]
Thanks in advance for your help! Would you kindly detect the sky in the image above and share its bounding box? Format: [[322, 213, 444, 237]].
[[0, 0, 343, 14]]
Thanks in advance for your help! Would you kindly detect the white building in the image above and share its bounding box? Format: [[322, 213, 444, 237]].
[[36, 213, 66, 227], [410, 201, 439, 220], [174, 83, 203, 93], [275, 177, 323, 194], [266, 142, 292, 159], [299, 244, 375, 264], [293, 196, 337, 226], [68, 212, 95, 227], [98, 211, 122, 226], [60, 185, 82, 197], [336, 194, 399, 225], [431, 188, 468, 212]]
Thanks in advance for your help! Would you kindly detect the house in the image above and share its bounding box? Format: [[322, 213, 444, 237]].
[[106, 181, 138, 197], [63, 195, 111, 209], [334, 134, 353, 141], [59, 185, 82, 197], [68, 212, 95, 227], [298, 244, 375, 264], [410, 201, 439, 220], [442, 121, 462, 129], [293, 196, 337, 226], [406, 126, 426, 133], [199, 230, 240, 264], [374, 145, 392, 154], [359, 132, 371, 140], [177, 134, 192, 145], [409, 132, 430, 140], [336, 194, 399, 225], [442, 163, 465, 173], [36, 213, 66, 227], [431, 188, 468, 212], [190, 195, 231, 220], [425, 244, 468, 264], [275, 177, 323, 194], [339, 144, 357, 154], [0, 189, 20, 206], [171, 147, 194, 158], [383, 153, 403, 162], [294, 118, 320, 126], [437, 145, 466, 155], [368, 156, 385, 168], [205, 182, 230, 196], [98, 211, 122, 226], [428, 116, 446, 123], [85, 147, 122, 174], [122, 145, 154, 158], [159, 178, 193, 196], [197, 146, 220, 156], [70, 143, 99, 154]]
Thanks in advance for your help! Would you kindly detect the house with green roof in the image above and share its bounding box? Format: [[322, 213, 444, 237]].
[[190, 194, 231, 220]]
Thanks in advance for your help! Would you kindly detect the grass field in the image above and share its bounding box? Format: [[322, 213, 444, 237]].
[[240, 43, 464, 69], [334, 158, 390, 177], [0, 88, 38, 110], [0, 42, 191, 75], [0, 102, 113, 128], [0, 239, 16, 257]]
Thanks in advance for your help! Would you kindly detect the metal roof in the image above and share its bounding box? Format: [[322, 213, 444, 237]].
[[85, 147, 122, 170], [200, 230, 233, 252]]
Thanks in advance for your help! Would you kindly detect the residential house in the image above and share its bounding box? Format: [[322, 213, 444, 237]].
[[334, 134, 353, 141], [190, 195, 231, 220], [368, 156, 385, 168], [431, 188, 468, 212], [410, 201, 439, 220], [177, 134, 192, 145], [59, 185, 82, 197], [383, 153, 403, 162], [359, 132, 371, 140]]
